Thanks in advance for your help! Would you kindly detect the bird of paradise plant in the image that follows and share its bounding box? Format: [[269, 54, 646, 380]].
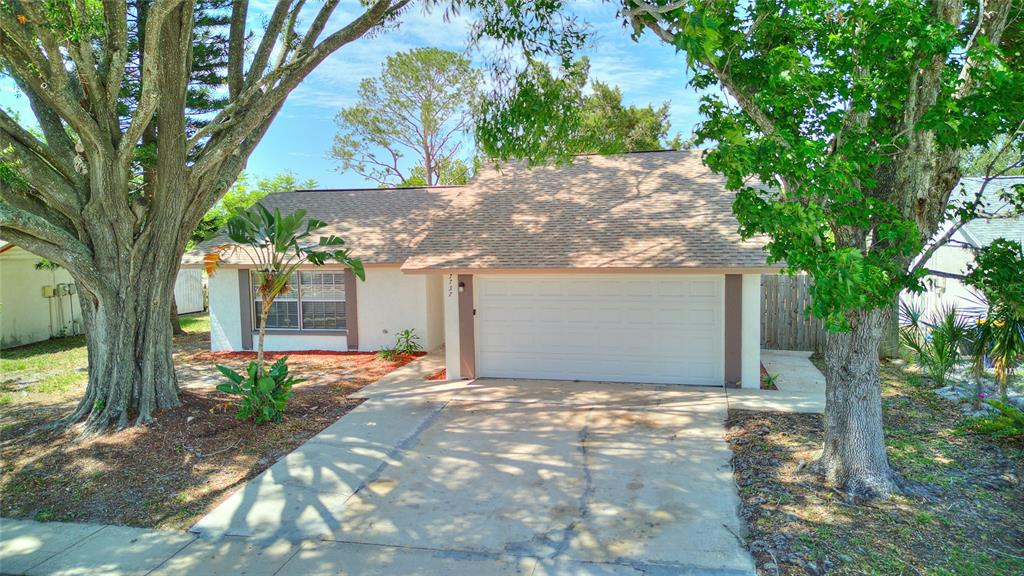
[[204, 205, 364, 423]]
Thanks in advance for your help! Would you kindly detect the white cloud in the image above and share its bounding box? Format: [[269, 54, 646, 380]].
[[285, 85, 358, 111]]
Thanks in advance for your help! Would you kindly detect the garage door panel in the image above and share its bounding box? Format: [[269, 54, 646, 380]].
[[476, 275, 724, 386], [684, 308, 718, 326]]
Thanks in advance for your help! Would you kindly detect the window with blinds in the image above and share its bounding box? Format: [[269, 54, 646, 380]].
[[251, 271, 346, 331]]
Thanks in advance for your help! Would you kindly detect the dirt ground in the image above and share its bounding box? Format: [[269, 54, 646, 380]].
[[0, 322, 420, 530], [726, 361, 1024, 575]]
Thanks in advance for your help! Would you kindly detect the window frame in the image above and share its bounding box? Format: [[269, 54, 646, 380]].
[[250, 270, 347, 333]]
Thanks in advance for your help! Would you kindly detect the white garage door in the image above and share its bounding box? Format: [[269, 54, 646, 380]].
[[475, 275, 724, 386]]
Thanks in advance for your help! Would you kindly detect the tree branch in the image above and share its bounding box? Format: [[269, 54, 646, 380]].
[[298, 0, 341, 53], [227, 0, 249, 98], [0, 21, 102, 147], [118, 0, 190, 164], [69, 0, 109, 126], [0, 195, 94, 273], [246, 1, 292, 87], [924, 268, 967, 281], [190, 1, 401, 185], [100, 0, 130, 105], [0, 109, 78, 186]]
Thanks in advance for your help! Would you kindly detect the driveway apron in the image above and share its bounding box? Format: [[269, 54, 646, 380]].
[[190, 378, 756, 575]]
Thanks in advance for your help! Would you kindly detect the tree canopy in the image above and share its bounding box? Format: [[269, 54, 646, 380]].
[[619, 0, 1022, 497], [189, 171, 319, 249], [330, 47, 481, 187], [579, 81, 682, 154], [478, 57, 684, 160]]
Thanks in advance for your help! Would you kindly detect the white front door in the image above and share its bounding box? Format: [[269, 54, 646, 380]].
[[475, 274, 724, 385]]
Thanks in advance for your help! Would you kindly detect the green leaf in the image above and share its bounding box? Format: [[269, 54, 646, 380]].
[[216, 383, 242, 395], [216, 365, 244, 384], [257, 376, 276, 394], [246, 361, 259, 380]]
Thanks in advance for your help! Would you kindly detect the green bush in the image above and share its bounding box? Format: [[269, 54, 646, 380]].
[[216, 358, 303, 423], [377, 328, 423, 360], [966, 399, 1024, 440], [899, 302, 970, 387]]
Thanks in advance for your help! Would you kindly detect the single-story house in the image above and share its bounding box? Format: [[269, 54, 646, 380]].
[[0, 242, 206, 349], [903, 176, 1024, 317], [183, 150, 778, 388]]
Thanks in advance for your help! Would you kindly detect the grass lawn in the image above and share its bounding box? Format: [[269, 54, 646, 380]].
[[727, 360, 1024, 575], [0, 336, 88, 407], [178, 311, 211, 334], [0, 312, 421, 529]]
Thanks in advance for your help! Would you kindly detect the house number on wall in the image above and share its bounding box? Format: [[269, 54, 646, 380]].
[[448, 274, 455, 297]]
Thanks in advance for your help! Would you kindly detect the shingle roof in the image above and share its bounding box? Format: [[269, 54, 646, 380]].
[[182, 186, 463, 266], [957, 177, 1024, 248], [402, 150, 773, 271]]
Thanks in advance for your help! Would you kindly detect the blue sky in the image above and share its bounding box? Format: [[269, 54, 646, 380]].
[[0, 1, 703, 189]]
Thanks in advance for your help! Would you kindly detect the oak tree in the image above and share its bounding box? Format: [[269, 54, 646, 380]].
[[479, 1, 1022, 499], [619, 0, 1023, 497]]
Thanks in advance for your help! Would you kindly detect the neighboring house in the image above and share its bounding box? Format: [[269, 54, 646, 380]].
[[0, 242, 206, 349], [185, 150, 777, 389], [903, 176, 1024, 317]]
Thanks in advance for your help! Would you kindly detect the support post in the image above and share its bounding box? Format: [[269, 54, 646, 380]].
[[443, 273, 462, 380], [741, 273, 762, 389]]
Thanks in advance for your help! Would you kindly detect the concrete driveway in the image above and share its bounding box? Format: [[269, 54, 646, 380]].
[[191, 373, 756, 575]]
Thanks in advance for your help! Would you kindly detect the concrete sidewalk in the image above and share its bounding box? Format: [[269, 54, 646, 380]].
[[0, 518, 544, 576], [725, 350, 826, 413]]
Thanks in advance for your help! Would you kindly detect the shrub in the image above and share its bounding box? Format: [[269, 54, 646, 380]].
[[899, 302, 970, 387], [216, 357, 302, 423], [394, 329, 422, 354], [377, 329, 423, 361], [965, 399, 1024, 440]]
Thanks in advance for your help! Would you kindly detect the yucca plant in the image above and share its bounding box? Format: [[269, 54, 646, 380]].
[[206, 205, 364, 423], [899, 301, 970, 387]]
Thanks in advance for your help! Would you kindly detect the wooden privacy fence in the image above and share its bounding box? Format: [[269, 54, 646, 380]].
[[761, 274, 827, 351]]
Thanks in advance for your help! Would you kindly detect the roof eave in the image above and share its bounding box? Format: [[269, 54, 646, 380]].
[[400, 264, 784, 275]]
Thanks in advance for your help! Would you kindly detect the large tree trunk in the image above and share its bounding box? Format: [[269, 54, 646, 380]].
[[64, 249, 182, 433], [814, 306, 902, 499], [879, 294, 901, 359], [58, 139, 192, 433]]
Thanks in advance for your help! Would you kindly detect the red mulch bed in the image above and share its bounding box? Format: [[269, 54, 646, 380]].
[[426, 368, 447, 381], [0, 333, 419, 530]]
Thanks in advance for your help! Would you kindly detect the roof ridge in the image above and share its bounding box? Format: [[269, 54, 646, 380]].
[[282, 185, 467, 194]]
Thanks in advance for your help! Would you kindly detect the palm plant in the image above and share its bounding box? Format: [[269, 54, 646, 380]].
[[205, 205, 364, 423], [207, 205, 364, 368], [899, 301, 971, 387], [985, 304, 1024, 401]]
